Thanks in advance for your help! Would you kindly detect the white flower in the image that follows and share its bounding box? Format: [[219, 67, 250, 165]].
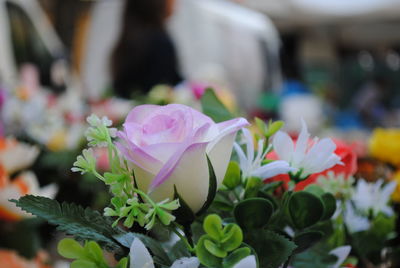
[[272, 119, 342, 178], [328, 245, 352, 268], [234, 129, 294, 180], [0, 172, 58, 220], [232, 255, 257, 268], [343, 201, 370, 233], [129, 238, 155, 268], [171, 257, 200, 268], [0, 138, 39, 174], [352, 179, 396, 217]]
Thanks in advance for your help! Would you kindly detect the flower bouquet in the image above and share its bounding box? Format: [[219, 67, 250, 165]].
[[11, 90, 398, 267]]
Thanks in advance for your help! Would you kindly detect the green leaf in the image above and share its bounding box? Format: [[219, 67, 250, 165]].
[[266, 121, 285, 137], [320, 193, 336, 221], [113, 232, 172, 266], [58, 238, 87, 259], [204, 239, 227, 258], [196, 155, 217, 216], [288, 192, 324, 229], [204, 214, 223, 240], [223, 247, 251, 268], [255, 117, 268, 135], [201, 88, 233, 122], [293, 231, 324, 254], [304, 184, 325, 197], [196, 235, 223, 267], [223, 161, 241, 189], [220, 224, 243, 251], [86, 241, 107, 264], [234, 198, 274, 230], [292, 246, 338, 268], [116, 257, 128, 268], [260, 181, 283, 194], [11, 195, 123, 253], [245, 230, 297, 268], [244, 177, 263, 198], [169, 240, 191, 261], [71, 259, 97, 268]]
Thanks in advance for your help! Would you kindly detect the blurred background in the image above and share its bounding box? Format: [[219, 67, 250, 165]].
[[2, 0, 400, 266]]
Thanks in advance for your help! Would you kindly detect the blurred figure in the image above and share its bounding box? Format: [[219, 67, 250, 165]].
[[353, 76, 390, 128], [111, 0, 181, 98]]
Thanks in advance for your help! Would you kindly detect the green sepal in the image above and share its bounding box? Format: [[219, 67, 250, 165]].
[[173, 185, 196, 226], [196, 155, 217, 217]]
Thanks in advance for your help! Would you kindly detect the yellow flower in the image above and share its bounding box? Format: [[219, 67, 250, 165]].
[[392, 170, 400, 202], [369, 128, 400, 166], [47, 130, 67, 152]]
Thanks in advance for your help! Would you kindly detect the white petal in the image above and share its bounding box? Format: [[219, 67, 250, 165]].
[[301, 138, 339, 174], [207, 132, 237, 186], [232, 255, 257, 268], [234, 142, 249, 176], [130, 238, 155, 268], [150, 143, 210, 212], [272, 131, 294, 163], [171, 257, 200, 268], [328, 245, 352, 268], [242, 128, 255, 165], [292, 119, 309, 167], [344, 202, 370, 233], [252, 160, 295, 179]]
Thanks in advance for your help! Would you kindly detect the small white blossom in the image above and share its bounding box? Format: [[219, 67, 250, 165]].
[[234, 129, 295, 180], [343, 201, 371, 233], [352, 179, 396, 217], [272, 119, 342, 178]]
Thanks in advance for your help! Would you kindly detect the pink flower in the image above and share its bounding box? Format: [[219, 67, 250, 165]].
[[117, 104, 248, 212]]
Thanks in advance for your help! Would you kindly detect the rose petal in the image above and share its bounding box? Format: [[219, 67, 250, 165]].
[[149, 142, 209, 212]]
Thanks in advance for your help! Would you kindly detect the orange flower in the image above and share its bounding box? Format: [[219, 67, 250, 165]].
[[0, 250, 51, 268]]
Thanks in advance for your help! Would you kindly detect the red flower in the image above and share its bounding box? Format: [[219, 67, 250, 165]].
[[266, 139, 357, 191]]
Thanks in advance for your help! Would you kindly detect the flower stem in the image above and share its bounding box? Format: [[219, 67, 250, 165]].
[[172, 223, 194, 252]]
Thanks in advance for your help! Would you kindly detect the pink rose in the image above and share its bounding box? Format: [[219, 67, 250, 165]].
[[117, 104, 248, 212]]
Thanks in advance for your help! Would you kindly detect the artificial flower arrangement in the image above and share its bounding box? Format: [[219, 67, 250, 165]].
[[11, 90, 398, 267], [0, 136, 57, 267]]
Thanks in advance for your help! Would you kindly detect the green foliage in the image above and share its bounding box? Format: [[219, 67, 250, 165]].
[[244, 177, 263, 198], [223, 161, 241, 189], [114, 232, 172, 266], [196, 156, 218, 217], [245, 230, 297, 268], [255, 118, 285, 138], [58, 238, 128, 268], [201, 88, 234, 122], [196, 214, 249, 268], [12, 195, 124, 253], [288, 191, 324, 229], [292, 246, 338, 268], [293, 231, 324, 254], [234, 198, 274, 230]]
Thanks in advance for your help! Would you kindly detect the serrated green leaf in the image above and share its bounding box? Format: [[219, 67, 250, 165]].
[[196, 155, 217, 216], [293, 231, 324, 254], [292, 246, 338, 268], [201, 88, 234, 122], [11, 195, 123, 253], [245, 230, 297, 268]]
